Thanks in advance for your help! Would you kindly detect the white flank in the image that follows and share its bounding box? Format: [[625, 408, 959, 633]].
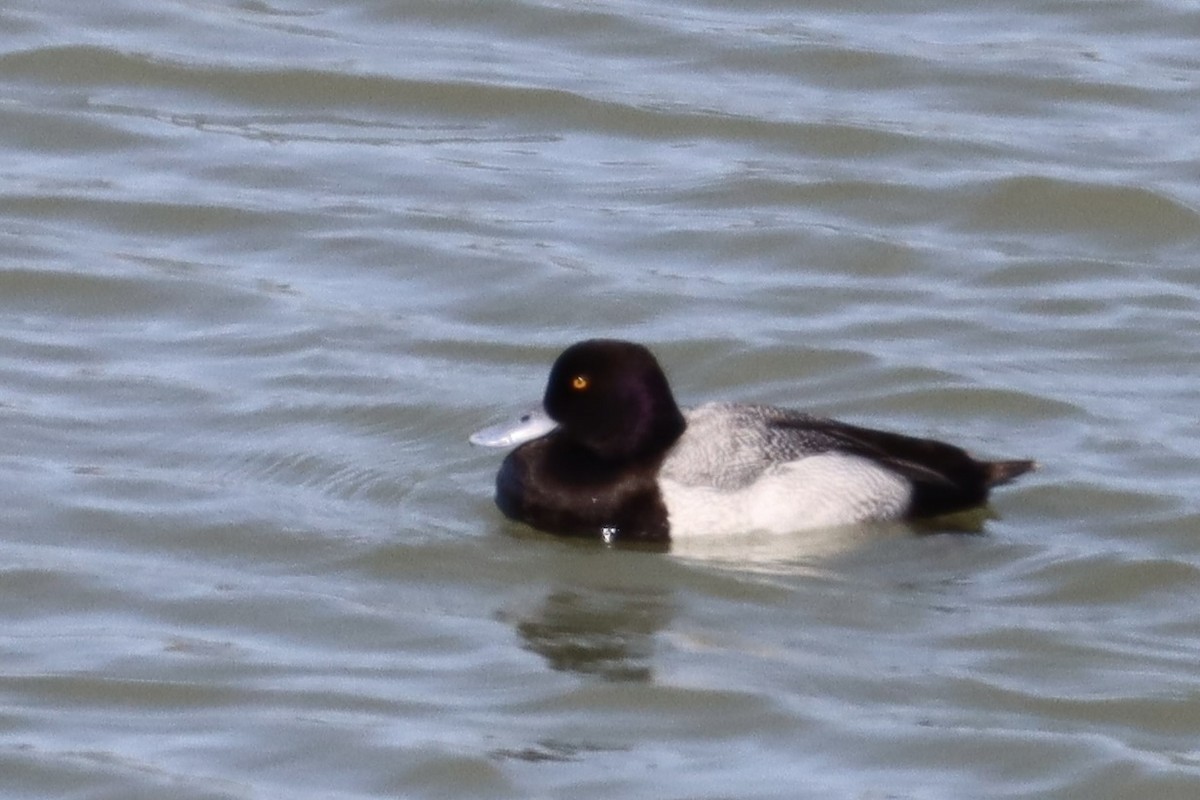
[[659, 453, 911, 538]]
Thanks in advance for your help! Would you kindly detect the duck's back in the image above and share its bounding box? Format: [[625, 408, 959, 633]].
[[662, 403, 856, 489], [658, 402, 1034, 535]]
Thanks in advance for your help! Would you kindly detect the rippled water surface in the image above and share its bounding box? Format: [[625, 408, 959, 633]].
[[3, 0, 1200, 797]]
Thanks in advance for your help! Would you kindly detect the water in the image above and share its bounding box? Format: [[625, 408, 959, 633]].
[[3, 0, 1200, 797]]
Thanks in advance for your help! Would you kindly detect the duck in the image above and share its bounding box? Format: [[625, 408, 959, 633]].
[[471, 339, 1035, 543]]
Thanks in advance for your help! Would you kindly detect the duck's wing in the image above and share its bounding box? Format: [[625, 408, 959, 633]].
[[770, 415, 1036, 517], [666, 403, 1034, 516]]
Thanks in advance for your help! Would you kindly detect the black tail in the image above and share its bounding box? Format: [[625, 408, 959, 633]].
[[984, 459, 1038, 487]]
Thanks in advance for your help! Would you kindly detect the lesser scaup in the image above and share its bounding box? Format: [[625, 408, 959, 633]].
[[472, 339, 1035, 543]]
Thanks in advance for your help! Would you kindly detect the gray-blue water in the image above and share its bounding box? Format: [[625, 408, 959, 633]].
[[3, 1, 1200, 797]]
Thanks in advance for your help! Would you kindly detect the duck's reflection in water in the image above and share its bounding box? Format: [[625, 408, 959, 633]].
[[510, 515, 986, 681], [514, 586, 675, 682]]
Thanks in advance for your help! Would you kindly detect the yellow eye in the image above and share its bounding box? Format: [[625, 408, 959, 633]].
[[571, 375, 589, 390]]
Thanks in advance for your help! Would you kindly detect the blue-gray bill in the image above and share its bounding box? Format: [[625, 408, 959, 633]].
[[469, 409, 557, 448]]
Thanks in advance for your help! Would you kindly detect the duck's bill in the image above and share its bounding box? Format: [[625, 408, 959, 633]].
[[469, 408, 557, 448]]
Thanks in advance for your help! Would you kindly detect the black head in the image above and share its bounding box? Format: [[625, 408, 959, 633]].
[[542, 339, 686, 462]]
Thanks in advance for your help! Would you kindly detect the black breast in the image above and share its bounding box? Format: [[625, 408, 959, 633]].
[[495, 435, 670, 543]]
